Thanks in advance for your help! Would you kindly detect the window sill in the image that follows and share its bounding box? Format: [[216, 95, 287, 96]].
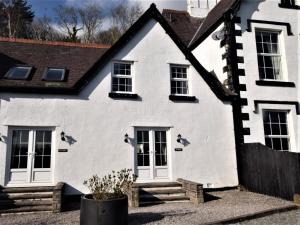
[[256, 80, 295, 87], [109, 92, 139, 99], [169, 95, 196, 102]]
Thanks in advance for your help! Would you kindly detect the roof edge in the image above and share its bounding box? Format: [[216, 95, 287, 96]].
[[0, 37, 111, 49]]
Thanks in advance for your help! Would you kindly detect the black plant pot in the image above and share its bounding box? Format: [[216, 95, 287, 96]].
[[80, 194, 128, 225]]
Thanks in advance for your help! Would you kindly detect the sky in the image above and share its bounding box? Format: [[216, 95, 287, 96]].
[[27, 0, 187, 19]]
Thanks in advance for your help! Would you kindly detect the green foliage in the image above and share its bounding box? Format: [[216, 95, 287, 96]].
[[83, 169, 137, 200]]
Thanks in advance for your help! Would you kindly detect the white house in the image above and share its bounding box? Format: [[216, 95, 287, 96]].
[[0, 0, 298, 203], [0, 4, 239, 198]]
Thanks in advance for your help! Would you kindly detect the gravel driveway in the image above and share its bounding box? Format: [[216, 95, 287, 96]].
[[0, 190, 297, 225]]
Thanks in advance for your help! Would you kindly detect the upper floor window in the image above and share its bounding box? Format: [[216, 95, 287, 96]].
[[43, 68, 66, 81], [263, 110, 290, 151], [5, 66, 32, 80], [255, 30, 282, 81], [170, 65, 189, 95], [112, 62, 132, 93]]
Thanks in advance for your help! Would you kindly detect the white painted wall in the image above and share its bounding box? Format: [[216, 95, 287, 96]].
[[237, 0, 300, 151], [0, 19, 238, 194], [187, 0, 221, 17], [192, 23, 228, 85]]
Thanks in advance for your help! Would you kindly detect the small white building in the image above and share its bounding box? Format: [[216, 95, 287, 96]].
[[0, 4, 239, 195]]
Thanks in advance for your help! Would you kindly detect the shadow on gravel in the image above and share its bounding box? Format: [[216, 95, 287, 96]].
[[129, 210, 194, 225], [204, 193, 221, 202]]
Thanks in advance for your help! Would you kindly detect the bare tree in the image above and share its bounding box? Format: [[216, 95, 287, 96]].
[[55, 5, 82, 42], [79, 3, 103, 43], [95, 1, 143, 44], [111, 1, 143, 34], [29, 16, 63, 41]]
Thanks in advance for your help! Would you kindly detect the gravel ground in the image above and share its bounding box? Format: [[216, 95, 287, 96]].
[[231, 209, 300, 225], [0, 190, 296, 225]]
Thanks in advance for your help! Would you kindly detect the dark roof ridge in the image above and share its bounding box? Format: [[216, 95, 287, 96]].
[[162, 9, 190, 14], [0, 37, 111, 49]]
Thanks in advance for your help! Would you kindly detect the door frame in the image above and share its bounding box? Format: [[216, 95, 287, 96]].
[[5, 126, 56, 187], [134, 127, 172, 182]]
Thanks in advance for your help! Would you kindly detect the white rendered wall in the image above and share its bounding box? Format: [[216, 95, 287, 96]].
[[187, 0, 220, 17], [0, 19, 238, 194], [192, 23, 228, 84], [237, 0, 299, 151]]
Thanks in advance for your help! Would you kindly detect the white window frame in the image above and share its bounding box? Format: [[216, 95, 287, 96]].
[[5, 66, 32, 80], [255, 29, 284, 81], [170, 64, 190, 96], [262, 110, 291, 151], [111, 61, 134, 94]]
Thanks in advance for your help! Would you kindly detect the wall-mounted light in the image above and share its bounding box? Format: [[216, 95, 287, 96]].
[[60, 131, 66, 141], [124, 133, 129, 143], [177, 134, 182, 143]]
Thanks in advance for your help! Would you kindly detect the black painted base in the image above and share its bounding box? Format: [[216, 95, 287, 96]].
[[80, 195, 128, 225]]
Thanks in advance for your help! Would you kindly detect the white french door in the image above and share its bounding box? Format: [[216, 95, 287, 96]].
[[135, 128, 170, 181], [7, 128, 54, 185]]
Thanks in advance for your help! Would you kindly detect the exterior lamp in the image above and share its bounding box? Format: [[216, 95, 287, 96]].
[[60, 131, 66, 141], [124, 133, 129, 143], [177, 134, 182, 143]]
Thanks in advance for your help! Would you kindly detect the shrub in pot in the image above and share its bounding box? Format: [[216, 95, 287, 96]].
[[80, 169, 137, 225]]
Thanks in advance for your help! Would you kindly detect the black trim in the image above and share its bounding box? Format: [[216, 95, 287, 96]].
[[243, 128, 251, 135], [240, 98, 248, 106], [223, 66, 229, 73], [236, 43, 243, 50], [254, 100, 300, 115], [241, 113, 250, 120], [238, 69, 245, 76], [108, 92, 138, 99], [279, 0, 300, 9], [237, 57, 244, 63], [256, 80, 295, 87], [246, 19, 293, 36], [169, 95, 196, 102], [220, 38, 226, 48], [222, 53, 228, 60], [239, 84, 247, 91], [235, 30, 242, 36]]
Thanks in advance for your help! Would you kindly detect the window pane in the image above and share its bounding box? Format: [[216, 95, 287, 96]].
[[272, 138, 282, 150], [10, 130, 29, 169], [114, 63, 131, 75], [6, 67, 31, 79], [34, 131, 52, 169], [44, 68, 65, 81]]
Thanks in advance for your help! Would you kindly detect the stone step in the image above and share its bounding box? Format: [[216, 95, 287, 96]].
[[0, 186, 53, 193], [0, 199, 52, 207], [134, 182, 181, 188], [140, 188, 185, 195], [140, 199, 190, 206], [0, 192, 53, 200], [140, 194, 189, 202], [0, 205, 52, 214]]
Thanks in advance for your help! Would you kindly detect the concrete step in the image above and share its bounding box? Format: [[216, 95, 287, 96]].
[[140, 199, 190, 206], [0, 186, 53, 193], [0, 192, 53, 200], [0, 199, 52, 207], [0, 205, 52, 214]]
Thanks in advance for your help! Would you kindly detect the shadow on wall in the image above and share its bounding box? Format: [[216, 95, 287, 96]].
[[239, 0, 267, 34]]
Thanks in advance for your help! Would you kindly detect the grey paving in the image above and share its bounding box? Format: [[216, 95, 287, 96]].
[[231, 209, 300, 225], [0, 190, 297, 225]]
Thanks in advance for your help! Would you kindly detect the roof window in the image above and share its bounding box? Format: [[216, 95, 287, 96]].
[[5, 66, 32, 80], [43, 68, 66, 81]]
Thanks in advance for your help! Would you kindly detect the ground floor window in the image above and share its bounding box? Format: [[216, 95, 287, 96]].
[[263, 110, 290, 151]]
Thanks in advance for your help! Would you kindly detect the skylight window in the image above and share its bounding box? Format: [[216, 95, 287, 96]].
[[5, 66, 32, 80], [43, 68, 66, 81]]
